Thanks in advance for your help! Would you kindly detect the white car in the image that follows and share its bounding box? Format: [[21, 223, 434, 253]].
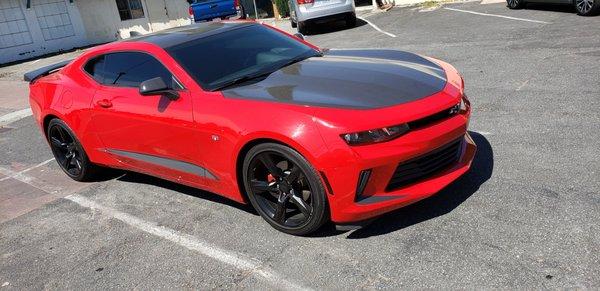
[[289, 0, 356, 34]]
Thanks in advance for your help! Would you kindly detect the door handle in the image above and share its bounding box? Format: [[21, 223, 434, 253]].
[[96, 99, 113, 108], [210, 4, 217, 8]]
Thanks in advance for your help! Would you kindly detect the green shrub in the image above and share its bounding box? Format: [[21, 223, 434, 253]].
[[272, 0, 290, 17]]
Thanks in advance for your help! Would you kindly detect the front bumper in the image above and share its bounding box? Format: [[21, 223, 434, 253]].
[[323, 111, 476, 223]]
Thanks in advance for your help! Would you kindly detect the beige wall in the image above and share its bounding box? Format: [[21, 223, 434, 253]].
[[75, 0, 190, 45]]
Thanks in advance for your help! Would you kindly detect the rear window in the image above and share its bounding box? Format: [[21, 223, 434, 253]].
[[166, 24, 317, 91]]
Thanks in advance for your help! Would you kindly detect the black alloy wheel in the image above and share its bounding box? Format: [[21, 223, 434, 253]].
[[575, 0, 600, 15], [47, 119, 98, 181], [243, 143, 327, 235], [507, 0, 525, 9]]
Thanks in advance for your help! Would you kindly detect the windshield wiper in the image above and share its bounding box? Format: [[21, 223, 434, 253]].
[[210, 52, 321, 91], [269, 52, 321, 73], [210, 70, 273, 91]]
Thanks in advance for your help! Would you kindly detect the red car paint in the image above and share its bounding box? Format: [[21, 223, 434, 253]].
[[28, 22, 476, 224]]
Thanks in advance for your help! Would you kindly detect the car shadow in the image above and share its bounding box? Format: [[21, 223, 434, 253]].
[[304, 18, 367, 36], [115, 171, 257, 215], [340, 131, 494, 239], [93, 131, 491, 238], [523, 2, 576, 14]]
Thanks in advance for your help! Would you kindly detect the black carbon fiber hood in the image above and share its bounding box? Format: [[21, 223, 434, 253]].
[[222, 49, 447, 109]]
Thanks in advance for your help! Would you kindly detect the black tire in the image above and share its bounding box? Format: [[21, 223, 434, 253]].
[[46, 119, 100, 182], [239, 4, 246, 19], [575, 0, 600, 15], [297, 21, 308, 35], [345, 13, 357, 28], [291, 18, 297, 28], [242, 143, 328, 235], [507, 0, 525, 9]]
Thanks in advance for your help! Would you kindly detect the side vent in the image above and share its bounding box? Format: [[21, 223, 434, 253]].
[[355, 169, 372, 201]]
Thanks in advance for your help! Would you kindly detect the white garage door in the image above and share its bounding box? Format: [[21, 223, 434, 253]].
[[32, 0, 75, 41], [0, 0, 34, 49]]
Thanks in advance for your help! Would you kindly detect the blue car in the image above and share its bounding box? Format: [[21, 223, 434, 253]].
[[188, 0, 245, 22]]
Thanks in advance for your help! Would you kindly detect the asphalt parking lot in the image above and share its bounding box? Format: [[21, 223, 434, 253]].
[[1, 1, 599, 289]]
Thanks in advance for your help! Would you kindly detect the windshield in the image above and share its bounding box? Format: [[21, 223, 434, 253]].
[[166, 24, 319, 91]]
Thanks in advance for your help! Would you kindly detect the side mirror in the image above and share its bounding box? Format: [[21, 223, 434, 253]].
[[293, 33, 305, 40], [139, 77, 179, 100]]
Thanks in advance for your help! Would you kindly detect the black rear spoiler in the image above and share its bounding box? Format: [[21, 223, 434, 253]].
[[23, 59, 73, 83]]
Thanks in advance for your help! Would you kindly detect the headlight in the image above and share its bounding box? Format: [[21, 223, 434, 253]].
[[341, 124, 410, 146]]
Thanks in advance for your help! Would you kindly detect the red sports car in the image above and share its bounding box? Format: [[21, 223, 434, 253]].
[[26, 21, 476, 235]]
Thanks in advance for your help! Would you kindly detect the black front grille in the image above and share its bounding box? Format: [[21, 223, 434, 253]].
[[386, 137, 463, 191]]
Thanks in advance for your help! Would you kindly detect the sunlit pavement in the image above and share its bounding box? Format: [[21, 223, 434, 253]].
[[1, 2, 599, 289]]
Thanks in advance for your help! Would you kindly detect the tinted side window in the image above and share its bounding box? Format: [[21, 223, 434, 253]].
[[103, 52, 172, 88], [84, 55, 107, 84]]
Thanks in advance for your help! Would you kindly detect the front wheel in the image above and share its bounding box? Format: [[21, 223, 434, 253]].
[[242, 143, 328, 235], [507, 0, 525, 9], [575, 0, 600, 15]]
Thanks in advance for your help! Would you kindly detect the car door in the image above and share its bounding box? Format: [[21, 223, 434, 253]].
[[87, 51, 212, 185]]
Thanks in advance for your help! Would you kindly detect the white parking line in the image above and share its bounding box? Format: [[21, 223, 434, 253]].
[[474, 130, 493, 136], [0, 108, 33, 127], [65, 195, 310, 291], [444, 7, 551, 24], [357, 16, 397, 38], [0, 158, 55, 182]]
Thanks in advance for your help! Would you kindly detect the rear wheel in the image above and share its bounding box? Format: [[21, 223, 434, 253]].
[[242, 143, 328, 235], [290, 8, 298, 28], [47, 119, 100, 182], [507, 0, 525, 9], [298, 21, 308, 34], [575, 0, 600, 15]]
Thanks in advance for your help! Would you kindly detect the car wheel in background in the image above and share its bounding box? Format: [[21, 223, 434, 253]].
[[291, 17, 297, 28], [242, 143, 328, 235], [298, 21, 308, 34], [507, 0, 525, 9], [345, 13, 357, 28], [47, 119, 100, 182], [575, 0, 600, 15]]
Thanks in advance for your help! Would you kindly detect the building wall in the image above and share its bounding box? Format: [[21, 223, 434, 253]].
[[0, 0, 190, 65], [0, 0, 88, 64], [75, 0, 190, 44]]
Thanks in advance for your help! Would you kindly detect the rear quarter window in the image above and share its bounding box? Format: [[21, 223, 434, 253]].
[[83, 55, 107, 84]]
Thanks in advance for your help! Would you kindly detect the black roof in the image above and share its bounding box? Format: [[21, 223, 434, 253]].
[[126, 21, 256, 49]]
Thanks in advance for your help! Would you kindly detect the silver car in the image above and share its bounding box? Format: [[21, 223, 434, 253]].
[[289, 0, 356, 34]]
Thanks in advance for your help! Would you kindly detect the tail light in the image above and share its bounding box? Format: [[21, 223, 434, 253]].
[[188, 6, 194, 17], [297, 0, 314, 4], [234, 0, 240, 9]]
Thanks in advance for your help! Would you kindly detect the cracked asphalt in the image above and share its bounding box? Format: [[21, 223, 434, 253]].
[[1, 1, 599, 289]]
